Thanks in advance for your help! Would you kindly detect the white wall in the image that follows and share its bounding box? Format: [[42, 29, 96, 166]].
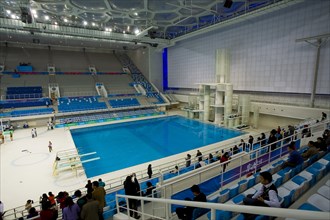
[[0, 46, 123, 72], [149, 48, 163, 91], [127, 47, 149, 79], [168, 0, 330, 95]]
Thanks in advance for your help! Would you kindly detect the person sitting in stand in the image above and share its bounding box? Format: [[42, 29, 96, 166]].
[[321, 112, 327, 121], [196, 159, 206, 168], [315, 137, 327, 152], [301, 141, 319, 160], [143, 181, 156, 197], [281, 141, 304, 169], [232, 145, 239, 155], [239, 139, 247, 151], [257, 133, 266, 146], [301, 125, 311, 138], [175, 185, 206, 220], [25, 200, 33, 212], [243, 171, 280, 220], [27, 207, 39, 219], [170, 165, 179, 173], [208, 153, 215, 163]]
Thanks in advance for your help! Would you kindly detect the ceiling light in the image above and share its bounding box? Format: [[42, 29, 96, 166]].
[[6, 10, 11, 14], [109, 28, 112, 32], [127, 26, 130, 30], [10, 14, 16, 19], [44, 15, 49, 20], [54, 22, 58, 25], [64, 18, 68, 22], [123, 30, 126, 34], [83, 21, 88, 25], [31, 9, 37, 14], [92, 22, 95, 26], [134, 29, 140, 35], [33, 14, 38, 18], [134, 12, 138, 16]]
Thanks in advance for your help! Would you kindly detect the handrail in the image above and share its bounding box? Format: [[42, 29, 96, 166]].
[[115, 194, 329, 220], [3, 119, 329, 219]]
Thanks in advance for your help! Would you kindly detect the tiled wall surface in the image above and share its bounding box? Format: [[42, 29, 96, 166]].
[[168, 0, 330, 95]]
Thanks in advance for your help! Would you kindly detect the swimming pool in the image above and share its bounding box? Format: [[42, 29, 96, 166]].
[[70, 115, 244, 177]]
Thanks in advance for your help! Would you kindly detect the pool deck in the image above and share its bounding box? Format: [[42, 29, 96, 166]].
[[0, 111, 261, 211]]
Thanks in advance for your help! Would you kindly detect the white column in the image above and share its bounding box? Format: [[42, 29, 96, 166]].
[[215, 49, 233, 126], [214, 85, 223, 124], [216, 49, 230, 83], [241, 95, 250, 125], [198, 85, 204, 120], [203, 85, 210, 122], [224, 84, 233, 126]]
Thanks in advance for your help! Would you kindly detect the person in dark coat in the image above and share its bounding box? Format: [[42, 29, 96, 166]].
[[175, 185, 206, 220], [124, 175, 140, 219], [147, 164, 152, 179], [85, 180, 93, 194]]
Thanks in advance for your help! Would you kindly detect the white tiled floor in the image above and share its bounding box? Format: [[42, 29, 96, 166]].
[[0, 126, 83, 210]]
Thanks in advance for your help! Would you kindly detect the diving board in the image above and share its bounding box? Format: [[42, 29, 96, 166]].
[[53, 149, 100, 176]]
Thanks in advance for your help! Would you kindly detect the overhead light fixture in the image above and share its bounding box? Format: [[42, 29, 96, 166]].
[[44, 15, 49, 20], [123, 30, 126, 34], [6, 10, 11, 14], [63, 18, 68, 22], [134, 12, 138, 16], [11, 14, 16, 19], [136, 26, 157, 36], [33, 14, 38, 18], [83, 21, 88, 25], [134, 29, 140, 35], [92, 22, 96, 26], [31, 9, 37, 14], [54, 22, 58, 25]]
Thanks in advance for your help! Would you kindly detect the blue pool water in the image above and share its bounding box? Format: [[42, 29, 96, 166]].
[[70, 115, 244, 177]]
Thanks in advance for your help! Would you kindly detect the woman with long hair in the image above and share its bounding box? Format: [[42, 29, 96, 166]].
[[62, 197, 80, 220]]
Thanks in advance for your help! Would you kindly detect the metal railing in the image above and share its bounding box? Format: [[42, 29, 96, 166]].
[[3, 119, 329, 219], [115, 194, 329, 220]]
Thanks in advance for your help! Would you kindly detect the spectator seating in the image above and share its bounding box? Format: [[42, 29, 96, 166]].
[[146, 92, 165, 104], [10, 108, 54, 117], [57, 96, 107, 113], [6, 86, 42, 99], [56, 109, 164, 127], [109, 98, 140, 108], [210, 152, 329, 220], [0, 98, 51, 109]]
